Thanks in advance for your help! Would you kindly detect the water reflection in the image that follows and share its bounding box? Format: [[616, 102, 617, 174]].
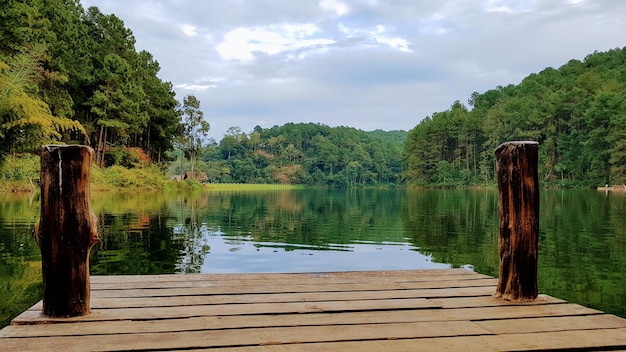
[[162, 189, 448, 273], [173, 224, 446, 274], [403, 189, 500, 276], [0, 193, 42, 328]]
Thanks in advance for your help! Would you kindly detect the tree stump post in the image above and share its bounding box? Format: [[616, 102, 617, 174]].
[[38, 145, 99, 317], [494, 141, 539, 301]]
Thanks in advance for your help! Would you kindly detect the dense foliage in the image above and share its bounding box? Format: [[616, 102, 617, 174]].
[[177, 123, 407, 187], [403, 47, 626, 188], [3, 0, 625, 189], [0, 0, 181, 164]]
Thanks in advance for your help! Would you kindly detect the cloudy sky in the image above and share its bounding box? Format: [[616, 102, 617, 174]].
[[80, 0, 626, 140]]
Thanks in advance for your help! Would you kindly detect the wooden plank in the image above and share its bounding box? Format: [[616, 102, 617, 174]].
[[430, 293, 564, 308], [84, 286, 495, 309], [88, 273, 493, 290], [475, 314, 626, 334], [4, 324, 626, 352], [1, 304, 602, 338], [0, 320, 492, 351], [24, 283, 494, 311], [84, 278, 499, 298], [12, 297, 438, 324], [87, 269, 480, 284], [182, 328, 626, 352]]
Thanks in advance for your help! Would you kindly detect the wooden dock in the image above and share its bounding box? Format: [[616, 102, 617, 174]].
[[1, 269, 626, 351]]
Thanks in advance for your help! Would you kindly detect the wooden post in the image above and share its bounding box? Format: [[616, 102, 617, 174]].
[[38, 145, 99, 317], [494, 141, 539, 302]]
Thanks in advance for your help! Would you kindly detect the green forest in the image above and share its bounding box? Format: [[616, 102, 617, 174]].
[[1, 0, 625, 188], [0, 0, 180, 165], [402, 48, 626, 188], [187, 124, 406, 187]]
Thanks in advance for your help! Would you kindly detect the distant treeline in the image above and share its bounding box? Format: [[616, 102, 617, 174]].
[[402, 47, 626, 188], [179, 124, 407, 187]]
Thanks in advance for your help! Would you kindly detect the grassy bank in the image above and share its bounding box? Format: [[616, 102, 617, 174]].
[[0, 154, 169, 192], [1, 154, 307, 193], [91, 165, 168, 191], [205, 183, 305, 191], [0, 155, 39, 193]]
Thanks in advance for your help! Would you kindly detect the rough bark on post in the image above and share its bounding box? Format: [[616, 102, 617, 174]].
[[38, 145, 99, 317], [494, 141, 539, 302]]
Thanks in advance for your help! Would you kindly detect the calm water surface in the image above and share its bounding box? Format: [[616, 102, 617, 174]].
[[1, 189, 625, 327]]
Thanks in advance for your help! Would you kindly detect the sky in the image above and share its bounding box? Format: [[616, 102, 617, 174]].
[[79, 0, 626, 141]]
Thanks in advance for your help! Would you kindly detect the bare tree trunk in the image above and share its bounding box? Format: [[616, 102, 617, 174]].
[[101, 127, 108, 168], [38, 145, 99, 317], [96, 124, 104, 167], [190, 152, 195, 176], [494, 141, 539, 302]]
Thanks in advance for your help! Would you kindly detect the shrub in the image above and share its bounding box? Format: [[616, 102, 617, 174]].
[[0, 154, 40, 182], [91, 165, 166, 190]]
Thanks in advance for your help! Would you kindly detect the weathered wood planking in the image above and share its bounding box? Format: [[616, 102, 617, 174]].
[[2, 269, 626, 352]]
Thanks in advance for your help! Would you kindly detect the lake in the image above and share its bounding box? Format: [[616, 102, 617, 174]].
[[1, 188, 625, 328]]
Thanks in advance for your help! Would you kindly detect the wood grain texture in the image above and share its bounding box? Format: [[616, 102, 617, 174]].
[[38, 145, 99, 317], [495, 141, 540, 301]]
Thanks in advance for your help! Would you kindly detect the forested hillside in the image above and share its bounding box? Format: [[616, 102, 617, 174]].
[[0, 0, 405, 188], [403, 47, 626, 188], [182, 124, 406, 187], [2, 0, 625, 189], [0, 0, 181, 165]]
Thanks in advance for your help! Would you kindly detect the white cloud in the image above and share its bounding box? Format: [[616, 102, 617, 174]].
[[339, 23, 411, 52], [175, 83, 215, 91], [216, 24, 335, 61], [486, 1, 512, 14], [484, 0, 538, 14], [180, 24, 197, 36], [376, 37, 411, 52], [319, 0, 349, 16]]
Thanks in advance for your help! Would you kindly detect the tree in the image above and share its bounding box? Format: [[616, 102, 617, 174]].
[[90, 53, 146, 166], [0, 50, 86, 157], [0, 1, 190, 171], [179, 94, 209, 176], [402, 47, 626, 187], [134, 50, 181, 162]]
